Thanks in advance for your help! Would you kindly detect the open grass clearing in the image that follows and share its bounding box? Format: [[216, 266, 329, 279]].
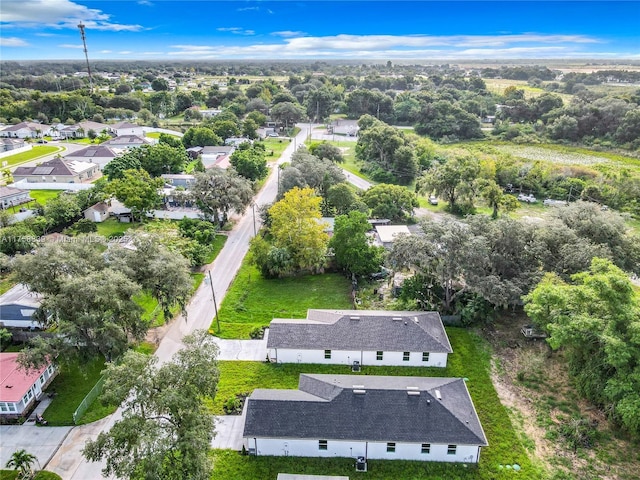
[[0, 146, 62, 167], [210, 254, 352, 339], [42, 356, 106, 426], [262, 137, 291, 162], [0, 272, 16, 295], [210, 328, 544, 479], [26, 190, 64, 206], [493, 144, 640, 169]]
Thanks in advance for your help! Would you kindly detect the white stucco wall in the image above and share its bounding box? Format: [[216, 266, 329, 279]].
[[269, 348, 448, 367], [248, 437, 481, 463]]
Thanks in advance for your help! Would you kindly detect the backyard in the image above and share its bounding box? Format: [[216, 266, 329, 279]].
[[211, 254, 352, 339], [209, 328, 544, 480]]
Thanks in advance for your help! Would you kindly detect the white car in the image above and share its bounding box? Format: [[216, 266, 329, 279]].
[[267, 133, 279, 138], [428, 196, 438, 205], [517, 193, 537, 203]]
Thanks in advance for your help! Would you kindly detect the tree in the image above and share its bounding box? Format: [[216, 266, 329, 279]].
[[182, 126, 222, 149], [415, 100, 482, 140], [192, 167, 253, 225], [0, 224, 37, 255], [270, 101, 305, 128], [43, 193, 81, 229], [107, 169, 163, 222], [362, 183, 418, 221], [158, 133, 183, 148], [102, 152, 142, 180], [83, 330, 219, 480], [326, 183, 362, 215], [151, 78, 169, 92], [229, 145, 268, 181], [208, 120, 240, 141], [330, 211, 384, 276], [481, 180, 519, 218], [137, 143, 188, 177], [6, 449, 37, 479], [268, 187, 329, 273], [308, 142, 344, 163], [524, 259, 640, 435]]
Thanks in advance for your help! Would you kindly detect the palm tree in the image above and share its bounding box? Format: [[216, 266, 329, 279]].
[[5, 449, 37, 479]]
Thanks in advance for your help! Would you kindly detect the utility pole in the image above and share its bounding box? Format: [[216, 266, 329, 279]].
[[77, 23, 93, 94], [208, 270, 220, 333]]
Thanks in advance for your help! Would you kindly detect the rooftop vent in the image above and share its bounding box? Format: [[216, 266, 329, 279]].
[[413, 317, 419, 324], [407, 391, 420, 396], [435, 389, 442, 400], [392, 317, 402, 321], [350, 316, 360, 320], [353, 389, 366, 395], [406, 386, 419, 391]]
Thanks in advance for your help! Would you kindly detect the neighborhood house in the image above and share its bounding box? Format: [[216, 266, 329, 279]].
[[0, 353, 57, 418], [0, 284, 44, 330], [267, 310, 452, 367], [243, 374, 488, 463], [0, 186, 32, 210], [13, 157, 99, 183]]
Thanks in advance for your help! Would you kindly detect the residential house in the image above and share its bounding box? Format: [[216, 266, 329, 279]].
[[0, 138, 27, 152], [108, 199, 132, 223], [201, 145, 235, 169], [102, 135, 151, 150], [0, 284, 44, 330], [374, 225, 411, 247], [0, 353, 57, 418], [186, 146, 204, 159], [63, 144, 119, 169], [267, 309, 452, 367], [0, 187, 32, 210], [161, 174, 196, 188], [199, 109, 223, 118], [58, 121, 109, 139], [13, 158, 99, 183], [225, 137, 252, 147], [0, 122, 51, 139], [243, 374, 488, 463], [109, 121, 144, 137], [83, 202, 110, 222]]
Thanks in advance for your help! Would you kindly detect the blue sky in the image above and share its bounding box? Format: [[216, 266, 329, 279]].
[[1, 1, 639, 60]]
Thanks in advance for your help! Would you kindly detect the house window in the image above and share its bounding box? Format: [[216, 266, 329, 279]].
[[376, 351, 383, 361], [40, 375, 45, 385], [8, 404, 16, 412], [421, 443, 431, 454], [422, 352, 430, 362], [447, 444, 457, 455], [47, 365, 53, 375], [403, 352, 410, 362], [0, 403, 7, 412], [386, 442, 396, 453], [324, 350, 331, 359], [319, 440, 328, 450]]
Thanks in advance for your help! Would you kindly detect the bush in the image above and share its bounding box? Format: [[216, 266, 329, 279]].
[[223, 396, 242, 414], [71, 218, 98, 234], [249, 326, 265, 339]]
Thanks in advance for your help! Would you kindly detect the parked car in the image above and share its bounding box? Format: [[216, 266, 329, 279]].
[[428, 195, 438, 205], [36, 139, 48, 143], [517, 193, 537, 203], [267, 133, 279, 138], [543, 199, 567, 207]]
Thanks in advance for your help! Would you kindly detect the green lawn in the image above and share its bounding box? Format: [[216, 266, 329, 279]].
[[0, 272, 16, 295], [211, 254, 352, 339], [26, 190, 64, 206], [42, 357, 107, 426], [203, 235, 227, 264], [262, 138, 291, 162], [0, 146, 61, 167], [95, 218, 136, 238], [210, 328, 544, 480], [145, 131, 182, 139]]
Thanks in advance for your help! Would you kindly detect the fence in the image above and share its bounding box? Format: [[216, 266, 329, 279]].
[[73, 375, 105, 424]]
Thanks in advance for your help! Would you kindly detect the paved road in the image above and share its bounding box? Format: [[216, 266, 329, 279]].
[[44, 126, 309, 480]]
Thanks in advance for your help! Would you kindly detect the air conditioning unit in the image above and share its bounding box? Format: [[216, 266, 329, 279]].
[[355, 456, 367, 472], [247, 448, 256, 456], [352, 361, 361, 372]]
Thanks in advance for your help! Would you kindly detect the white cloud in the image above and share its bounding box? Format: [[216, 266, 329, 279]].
[[58, 43, 83, 49], [1, 0, 143, 32], [0, 37, 28, 47], [216, 27, 255, 35], [272, 31, 305, 38], [118, 51, 133, 55], [138, 0, 153, 5], [237, 6, 259, 12], [99, 50, 112, 54], [35, 32, 61, 37]]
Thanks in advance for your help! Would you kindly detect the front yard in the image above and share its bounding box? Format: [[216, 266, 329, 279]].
[[209, 328, 544, 479], [210, 254, 353, 339]]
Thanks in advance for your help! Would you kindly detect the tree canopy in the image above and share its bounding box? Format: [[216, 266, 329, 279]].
[[330, 210, 384, 276]]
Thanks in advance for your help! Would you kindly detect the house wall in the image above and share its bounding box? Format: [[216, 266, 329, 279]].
[[0, 144, 31, 158], [116, 127, 144, 137], [269, 348, 447, 367], [0, 192, 31, 209], [10, 181, 92, 191], [249, 437, 481, 463], [12, 174, 78, 184], [0, 364, 56, 416]]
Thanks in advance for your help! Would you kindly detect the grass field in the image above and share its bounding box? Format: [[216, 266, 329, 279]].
[[211, 254, 352, 339], [1, 146, 62, 168], [42, 357, 107, 426], [26, 190, 64, 206], [95, 218, 138, 238], [209, 328, 544, 480], [262, 137, 291, 162], [483, 78, 573, 103], [0, 472, 61, 480], [0, 272, 15, 295]]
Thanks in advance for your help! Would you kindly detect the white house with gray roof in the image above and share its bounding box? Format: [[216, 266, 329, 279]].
[[267, 310, 452, 367], [243, 374, 488, 463]]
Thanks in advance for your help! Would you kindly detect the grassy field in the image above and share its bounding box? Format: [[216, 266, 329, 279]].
[[483, 78, 573, 103], [42, 357, 107, 426], [209, 328, 544, 480], [0, 472, 61, 480], [0, 146, 61, 167], [27, 190, 64, 206], [95, 218, 138, 238], [211, 254, 352, 339], [203, 235, 227, 264], [262, 137, 291, 162], [0, 272, 15, 295]]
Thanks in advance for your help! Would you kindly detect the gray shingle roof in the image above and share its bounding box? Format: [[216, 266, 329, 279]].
[[244, 374, 488, 446], [14, 158, 74, 177], [267, 309, 452, 353]]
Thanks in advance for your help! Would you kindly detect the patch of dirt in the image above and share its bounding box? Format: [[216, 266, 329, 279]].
[[485, 313, 640, 480]]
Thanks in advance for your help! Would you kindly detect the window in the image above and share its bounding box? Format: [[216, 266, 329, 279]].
[[319, 440, 328, 450], [422, 352, 430, 362], [39, 375, 45, 385], [386, 442, 396, 453], [421, 443, 431, 454], [0, 403, 7, 412], [8, 404, 16, 412], [324, 350, 331, 359], [376, 351, 383, 361], [447, 444, 457, 455], [403, 352, 410, 361]]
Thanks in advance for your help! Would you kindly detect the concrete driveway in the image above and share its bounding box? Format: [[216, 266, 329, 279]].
[[216, 329, 269, 361], [211, 413, 246, 450], [0, 424, 72, 470]]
